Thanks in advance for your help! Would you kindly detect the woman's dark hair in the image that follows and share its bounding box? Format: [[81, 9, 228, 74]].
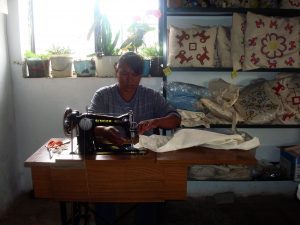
[[117, 52, 144, 75]]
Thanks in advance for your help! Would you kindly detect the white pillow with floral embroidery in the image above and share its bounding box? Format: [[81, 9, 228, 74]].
[[267, 73, 300, 124], [243, 12, 299, 70], [231, 13, 246, 71], [280, 0, 300, 9], [168, 25, 217, 67]]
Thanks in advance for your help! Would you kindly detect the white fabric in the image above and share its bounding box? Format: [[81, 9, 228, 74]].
[[177, 109, 210, 128], [135, 129, 260, 152], [135, 134, 171, 151]]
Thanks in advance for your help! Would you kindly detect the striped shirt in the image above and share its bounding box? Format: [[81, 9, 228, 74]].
[[88, 84, 180, 124]]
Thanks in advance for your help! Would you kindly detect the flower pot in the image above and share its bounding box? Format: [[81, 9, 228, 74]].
[[95, 56, 119, 77], [26, 59, 50, 78], [50, 56, 73, 78], [74, 59, 96, 77], [150, 56, 163, 77]]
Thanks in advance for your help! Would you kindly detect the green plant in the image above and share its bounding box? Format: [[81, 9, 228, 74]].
[[139, 45, 163, 59], [47, 45, 72, 56], [88, 14, 120, 57], [120, 22, 155, 53], [24, 50, 50, 60]]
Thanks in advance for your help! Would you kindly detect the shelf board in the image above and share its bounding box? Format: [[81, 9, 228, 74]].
[[169, 67, 300, 73], [188, 178, 293, 181], [166, 7, 300, 17], [197, 124, 300, 128]]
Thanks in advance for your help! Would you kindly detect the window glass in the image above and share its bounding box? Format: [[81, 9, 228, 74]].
[[31, 0, 160, 57]]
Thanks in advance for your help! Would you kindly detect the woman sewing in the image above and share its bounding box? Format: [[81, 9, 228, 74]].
[[88, 51, 181, 225], [88, 51, 181, 145]]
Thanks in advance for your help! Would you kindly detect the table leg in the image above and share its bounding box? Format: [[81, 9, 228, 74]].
[[60, 202, 68, 225], [60, 202, 92, 225]]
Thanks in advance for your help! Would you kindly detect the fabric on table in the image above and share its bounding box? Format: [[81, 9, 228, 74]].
[[135, 129, 260, 152]]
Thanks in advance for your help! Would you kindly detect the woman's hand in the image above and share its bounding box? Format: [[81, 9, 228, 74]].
[[94, 126, 128, 146], [138, 115, 181, 135], [138, 119, 158, 135]]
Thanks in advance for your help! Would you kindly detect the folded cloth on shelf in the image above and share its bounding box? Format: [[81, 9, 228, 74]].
[[135, 129, 260, 152]]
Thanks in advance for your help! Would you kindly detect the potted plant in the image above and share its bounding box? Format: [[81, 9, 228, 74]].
[[119, 21, 154, 53], [24, 50, 50, 78], [88, 13, 120, 77], [140, 44, 163, 77], [73, 57, 96, 77], [47, 45, 73, 78]]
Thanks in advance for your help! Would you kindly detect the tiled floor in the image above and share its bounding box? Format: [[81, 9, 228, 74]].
[[1, 191, 300, 225]]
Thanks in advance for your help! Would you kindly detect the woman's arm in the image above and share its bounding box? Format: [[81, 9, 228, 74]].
[[138, 114, 181, 135]]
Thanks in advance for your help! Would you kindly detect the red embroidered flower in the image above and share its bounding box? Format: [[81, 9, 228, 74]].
[[288, 0, 300, 7], [261, 33, 287, 59]]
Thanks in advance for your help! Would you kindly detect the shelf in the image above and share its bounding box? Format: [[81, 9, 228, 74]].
[[166, 7, 300, 17], [180, 124, 300, 129], [169, 67, 300, 73], [162, 1, 300, 129], [188, 178, 293, 181], [208, 124, 300, 128]]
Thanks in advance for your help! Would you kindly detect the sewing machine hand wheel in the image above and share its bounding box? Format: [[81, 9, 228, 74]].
[[63, 107, 75, 136]]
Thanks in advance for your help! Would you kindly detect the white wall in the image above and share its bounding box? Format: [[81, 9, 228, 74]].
[[0, 14, 18, 214], [4, 0, 300, 204]]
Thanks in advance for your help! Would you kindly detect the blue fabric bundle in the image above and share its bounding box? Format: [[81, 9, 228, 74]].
[[165, 81, 211, 112]]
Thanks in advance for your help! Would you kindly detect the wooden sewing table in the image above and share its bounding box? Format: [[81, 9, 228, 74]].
[[24, 139, 257, 224]]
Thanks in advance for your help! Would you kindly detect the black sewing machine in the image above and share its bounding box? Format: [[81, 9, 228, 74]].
[[63, 108, 145, 155]]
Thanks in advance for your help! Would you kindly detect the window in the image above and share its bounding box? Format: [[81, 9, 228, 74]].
[[28, 0, 161, 58]]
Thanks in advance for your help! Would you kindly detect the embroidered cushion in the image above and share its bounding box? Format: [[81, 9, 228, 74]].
[[243, 12, 299, 70], [267, 73, 300, 124], [280, 0, 300, 9], [234, 79, 281, 124], [217, 26, 232, 68], [231, 13, 246, 71], [168, 25, 217, 67]]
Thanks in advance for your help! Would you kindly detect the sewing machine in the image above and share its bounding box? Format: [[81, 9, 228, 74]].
[[63, 108, 143, 155]]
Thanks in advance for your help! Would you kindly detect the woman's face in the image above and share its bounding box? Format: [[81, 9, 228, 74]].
[[115, 63, 141, 93]]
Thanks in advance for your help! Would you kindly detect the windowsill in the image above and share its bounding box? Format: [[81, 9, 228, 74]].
[[23, 76, 163, 79]]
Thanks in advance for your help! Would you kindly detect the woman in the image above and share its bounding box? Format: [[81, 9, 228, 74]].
[[88, 51, 181, 225], [88, 51, 181, 145]]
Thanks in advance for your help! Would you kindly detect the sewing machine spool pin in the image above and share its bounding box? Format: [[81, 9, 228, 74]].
[[63, 107, 79, 154]]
